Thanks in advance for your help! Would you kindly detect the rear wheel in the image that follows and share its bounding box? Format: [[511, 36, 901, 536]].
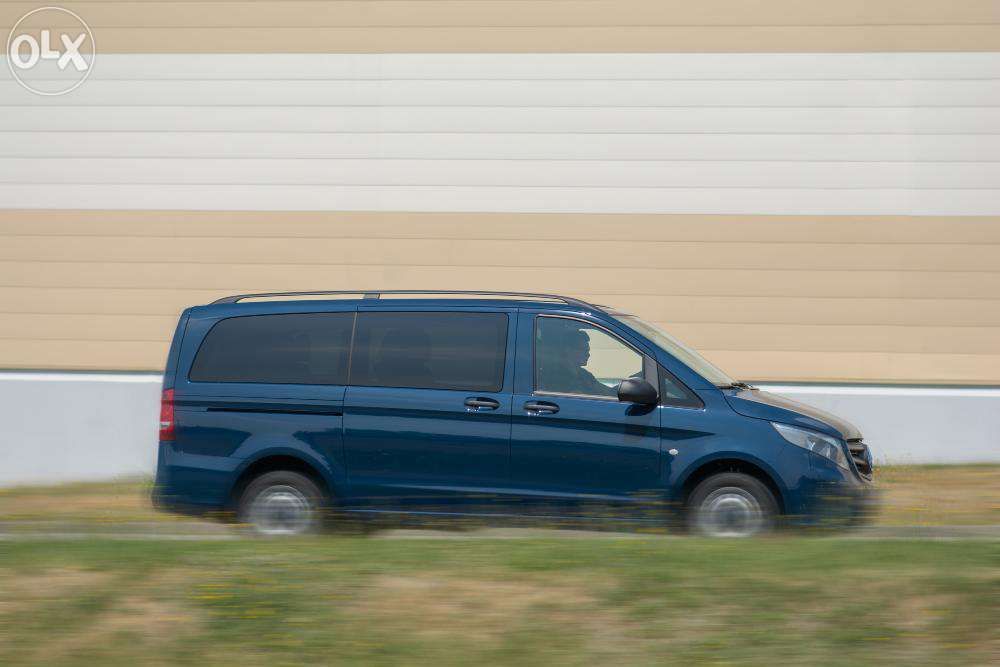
[[687, 472, 778, 538], [237, 470, 324, 536]]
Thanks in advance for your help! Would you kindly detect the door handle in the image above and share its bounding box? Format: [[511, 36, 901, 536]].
[[465, 397, 500, 411], [524, 400, 559, 414]]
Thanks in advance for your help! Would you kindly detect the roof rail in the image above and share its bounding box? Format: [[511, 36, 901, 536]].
[[210, 290, 600, 311]]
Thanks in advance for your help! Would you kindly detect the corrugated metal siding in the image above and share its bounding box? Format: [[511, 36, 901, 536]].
[[1, 53, 999, 215]]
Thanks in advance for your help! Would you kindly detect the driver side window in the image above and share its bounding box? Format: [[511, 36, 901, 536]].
[[535, 317, 643, 398]]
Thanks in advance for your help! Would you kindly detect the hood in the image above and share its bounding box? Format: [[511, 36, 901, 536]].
[[723, 388, 862, 441]]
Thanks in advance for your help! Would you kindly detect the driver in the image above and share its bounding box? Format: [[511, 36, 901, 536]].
[[536, 325, 617, 397]]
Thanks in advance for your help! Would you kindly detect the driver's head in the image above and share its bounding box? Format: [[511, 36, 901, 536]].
[[544, 325, 590, 368]]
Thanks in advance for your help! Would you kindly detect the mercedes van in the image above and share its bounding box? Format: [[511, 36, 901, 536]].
[[154, 290, 876, 537]]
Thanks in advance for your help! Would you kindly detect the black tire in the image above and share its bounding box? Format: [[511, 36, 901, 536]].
[[237, 470, 325, 536], [686, 472, 778, 537]]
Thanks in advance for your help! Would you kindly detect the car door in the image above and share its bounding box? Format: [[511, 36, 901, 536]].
[[342, 308, 515, 511], [509, 313, 664, 516]]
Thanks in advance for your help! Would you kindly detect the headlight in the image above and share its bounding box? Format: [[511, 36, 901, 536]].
[[771, 422, 849, 469]]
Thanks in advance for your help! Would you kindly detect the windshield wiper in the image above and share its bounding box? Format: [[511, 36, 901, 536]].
[[720, 381, 756, 390]]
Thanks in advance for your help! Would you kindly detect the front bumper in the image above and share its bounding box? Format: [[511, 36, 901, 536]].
[[811, 478, 880, 528], [787, 455, 881, 528]]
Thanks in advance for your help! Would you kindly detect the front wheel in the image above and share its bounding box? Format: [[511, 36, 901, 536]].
[[687, 472, 778, 538], [237, 471, 324, 536]]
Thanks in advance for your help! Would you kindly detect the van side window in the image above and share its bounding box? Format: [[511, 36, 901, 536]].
[[659, 366, 704, 409], [189, 313, 354, 385], [535, 317, 642, 398], [350, 312, 508, 392]]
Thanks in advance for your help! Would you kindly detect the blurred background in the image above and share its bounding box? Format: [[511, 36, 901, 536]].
[[2, 1, 1000, 483], [0, 2, 998, 665]]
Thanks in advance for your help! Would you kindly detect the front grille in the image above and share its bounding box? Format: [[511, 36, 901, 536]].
[[847, 440, 873, 479]]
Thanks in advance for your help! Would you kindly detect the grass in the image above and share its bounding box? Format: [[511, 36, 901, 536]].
[[0, 537, 996, 666], [0, 465, 997, 527], [873, 465, 1000, 526], [0, 467, 996, 664], [0, 478, 173, 525]]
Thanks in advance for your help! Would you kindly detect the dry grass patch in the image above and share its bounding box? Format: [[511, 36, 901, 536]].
[[0, 479, 167, 524], [352, 572, 620, 645], [31, 595, 201, 664], [0, 492, 147, 519], [0, 568, 112, 617], [0, 563, 211, 664], [893, 594, 956, 633], [875, 466, 1000, 526]]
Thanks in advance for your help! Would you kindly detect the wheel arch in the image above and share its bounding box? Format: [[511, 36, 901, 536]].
[[227, 452, 336, 509], [676, 455, 786, 514]]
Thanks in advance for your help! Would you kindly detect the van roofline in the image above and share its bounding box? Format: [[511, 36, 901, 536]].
[[209, 290, 606, 312]]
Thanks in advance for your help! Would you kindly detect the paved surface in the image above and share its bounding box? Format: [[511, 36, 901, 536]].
[[1, 521, 998, 541], [0, 520, 239, 540]]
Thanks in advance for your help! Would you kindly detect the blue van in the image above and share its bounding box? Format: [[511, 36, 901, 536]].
[[154, 290, 875, 537]]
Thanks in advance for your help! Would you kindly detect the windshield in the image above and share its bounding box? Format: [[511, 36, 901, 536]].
[[613, 315, 737, 388]]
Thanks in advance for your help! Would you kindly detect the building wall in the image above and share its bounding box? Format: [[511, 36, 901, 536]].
[[1, 1, 999, 480], [4, 210, 1000, 384]]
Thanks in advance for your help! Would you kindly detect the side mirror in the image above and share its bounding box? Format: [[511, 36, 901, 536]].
[[617, 378, 658, 406]]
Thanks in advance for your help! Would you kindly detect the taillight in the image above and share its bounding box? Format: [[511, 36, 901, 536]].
[[159, 389, 176, 441]]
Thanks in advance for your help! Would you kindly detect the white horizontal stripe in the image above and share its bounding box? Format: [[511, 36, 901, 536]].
[[2, 132, 995, 161], [2, 184, 995, 215], [3, 80, 998, 107], [766, 384, 1000, 399], [1, 371, 997, 481], [2, 106, 995, 134], [4, 158, 999, 189], [0, 372, 162, 383], [4, 53, 1000, 81]]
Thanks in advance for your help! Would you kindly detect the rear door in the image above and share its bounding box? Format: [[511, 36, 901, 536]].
[[342, 308, 515, 511], [509, 313, 663, 515], [171, 308, 355, 504]]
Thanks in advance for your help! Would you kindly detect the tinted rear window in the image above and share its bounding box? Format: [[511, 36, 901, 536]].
[[350, 312, 508, 391], [189, 313, 354, 385]]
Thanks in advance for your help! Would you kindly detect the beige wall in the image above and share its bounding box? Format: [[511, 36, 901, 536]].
[[3, 0, 1000, 52], [2, 210, 999, 384]]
